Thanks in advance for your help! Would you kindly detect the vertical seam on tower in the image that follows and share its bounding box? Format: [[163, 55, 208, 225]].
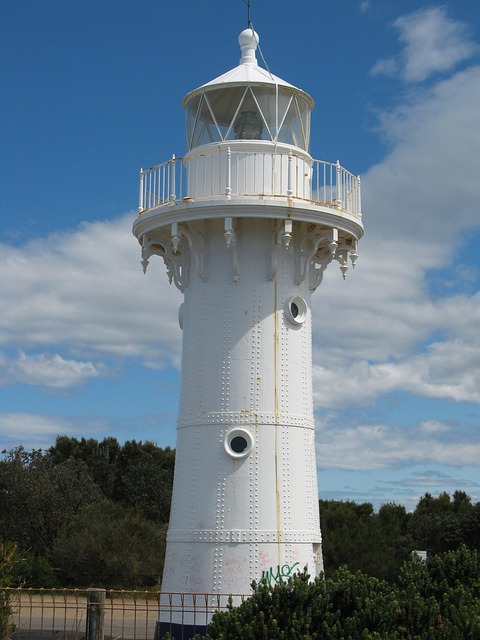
[[273, 276, 282, 565], [214, 283, 232, 592], [280, 246, 290, 562], [250, 281, 261, 582]]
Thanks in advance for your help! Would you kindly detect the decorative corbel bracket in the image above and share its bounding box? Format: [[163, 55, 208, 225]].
[[333, 238, 358, 279], [140, 231, 187, 292], [296, 227, 338, 289], [172, 222, 207, 283]]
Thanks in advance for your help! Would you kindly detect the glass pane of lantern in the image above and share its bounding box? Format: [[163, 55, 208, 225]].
[[228, 87, 265, 141], [296, 95, 311, 151], [207, 86, 248, 128], [186, 84, 312, 150], [193, 120, 217, 147], [186, 94, 202, 149], [277, 95, 310, 150], [186, 89, 237, 148], [186, 94, 218, 148], [249, 86, 286, 141], [278, 100, 297, 146]]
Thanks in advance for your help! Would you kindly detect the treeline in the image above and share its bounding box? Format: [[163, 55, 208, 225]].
[[0, 438, 174, 587], [1, 437, 479, 588], [320, 491, 480, 582]]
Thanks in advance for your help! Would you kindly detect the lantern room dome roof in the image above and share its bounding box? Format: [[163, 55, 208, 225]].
[[182, 29, 314, 110], [182, 29, 314, 151]]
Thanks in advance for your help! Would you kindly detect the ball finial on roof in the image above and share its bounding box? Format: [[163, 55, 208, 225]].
[[239, 28, 259, 66]]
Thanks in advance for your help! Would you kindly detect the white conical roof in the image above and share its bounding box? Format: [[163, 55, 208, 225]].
[[183, 29, 314, 109]]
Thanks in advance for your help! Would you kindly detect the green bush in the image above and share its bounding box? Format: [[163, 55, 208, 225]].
[[397, 546, 480, 638], [198, 569, 400, 640], [0, 543, 19, 640], [10, 552, 58, 588], [194, 547, 480, 640]]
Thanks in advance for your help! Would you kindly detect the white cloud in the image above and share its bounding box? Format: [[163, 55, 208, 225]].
[[316, 420, 480, 471], [0, 351, 104, 389], [383, 469, 479, 489], [375, 470, 480, 511], [419, 421, 451, 434], [309, 49, 480, 410], [313, 336, 480, 408], [359, 0, 371, 14], [371, 6, 476, 82], [370, 57, 398, 78], [0, 214, 183, 381], [0, 413, 112, 452]]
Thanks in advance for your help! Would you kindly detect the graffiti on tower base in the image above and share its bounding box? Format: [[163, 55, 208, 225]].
[[260, 561, 301, 585]]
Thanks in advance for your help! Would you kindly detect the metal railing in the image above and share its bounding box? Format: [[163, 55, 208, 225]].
[[138, 151, 361, 219], [139, 156, 186, 213], [3, 588, 246, 640], [312, 159, 361, 219]]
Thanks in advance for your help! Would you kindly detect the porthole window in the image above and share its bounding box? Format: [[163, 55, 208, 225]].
[[225, 429, 254, 459], [285, 296, 307, 325], [231, 435, 248, 453]]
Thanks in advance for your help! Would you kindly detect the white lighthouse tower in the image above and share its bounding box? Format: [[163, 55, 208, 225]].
[[134, 27, 363, 638]]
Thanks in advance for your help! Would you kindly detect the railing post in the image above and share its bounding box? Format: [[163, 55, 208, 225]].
[[138, 169, 144, 213], [287, 150, 293, 199], [226, 146, 232, 199], [170, 155, 176, 201], [86, 588, 106, 640], [357, 175, 362, 217], [336, 160, 342, 207]]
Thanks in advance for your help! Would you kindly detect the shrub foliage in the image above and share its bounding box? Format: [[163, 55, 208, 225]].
[[195, 547, 480, 639]]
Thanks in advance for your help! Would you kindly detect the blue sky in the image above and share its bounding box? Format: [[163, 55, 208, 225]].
[[1, 0, 479, 511]]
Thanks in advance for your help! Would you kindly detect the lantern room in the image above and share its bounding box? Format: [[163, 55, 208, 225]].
[[183, 29, 313, 152]]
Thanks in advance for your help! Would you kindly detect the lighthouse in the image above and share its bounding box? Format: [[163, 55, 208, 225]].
[[133, 26, 363, 637]]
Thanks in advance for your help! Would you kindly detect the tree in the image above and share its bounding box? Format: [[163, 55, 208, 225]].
[[321, 493, 479, 583], [409, 491, 479, 554], [320, 499, 412, 581], [53, 499, 167, 587], [320, 500, 378, 575], [1, 441, 175, 587], [376, 503, 413, 581], [0, 447, 101, 556], [113, 440, 175, 522], [46, 436, 175, 523], [47, 436, 122, 499]]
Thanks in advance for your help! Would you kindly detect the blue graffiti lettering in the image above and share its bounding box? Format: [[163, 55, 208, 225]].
[[260, 562, 300, 585]]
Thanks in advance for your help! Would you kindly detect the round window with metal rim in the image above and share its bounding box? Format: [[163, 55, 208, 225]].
[[285, 296, 307, 325], [224, 428, 254, 459]]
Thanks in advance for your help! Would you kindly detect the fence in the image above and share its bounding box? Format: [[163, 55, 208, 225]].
[[3, 589, 245, 640], [138, 151, 361, 219]]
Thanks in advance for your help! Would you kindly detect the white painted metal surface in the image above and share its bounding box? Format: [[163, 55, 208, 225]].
[[163, 217, 322, 592], [133, 27, 364, 632]]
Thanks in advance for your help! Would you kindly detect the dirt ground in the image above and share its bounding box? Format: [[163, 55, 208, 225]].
[[8, 592, 159, 640]]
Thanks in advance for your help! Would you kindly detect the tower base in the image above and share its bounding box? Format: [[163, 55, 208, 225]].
[[155, 620, 206, 640]]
